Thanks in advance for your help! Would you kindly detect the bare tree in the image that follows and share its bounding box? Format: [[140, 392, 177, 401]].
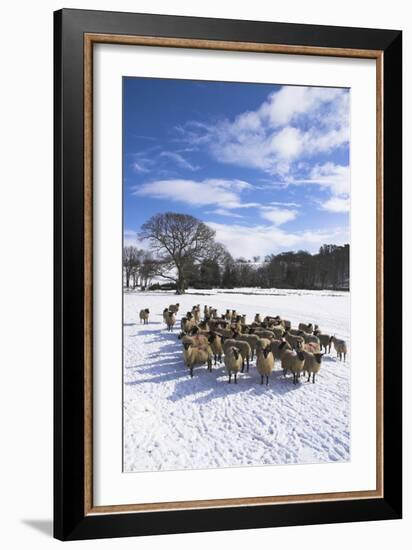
[[138, 212, 228, 294], [123, 246, 143, 288]]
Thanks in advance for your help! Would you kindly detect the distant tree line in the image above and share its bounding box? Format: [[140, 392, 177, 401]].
[[184, 244, 349, 291], [123, 247, 160, 289], [124, 212, 350, 292]]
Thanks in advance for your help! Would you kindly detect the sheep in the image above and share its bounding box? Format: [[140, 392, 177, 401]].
[[224, 346, 243, 384], [231, 319, 243, 334], [179, 333, 209, 347], [330, 336, 348, 361], [165, 311, 176, 332], [139, 308, 150, 324], [270, 338, 292, 361], [304, 341, 321, 354], [215, 327, 234, 340], [283, 319, 292, 331], [169, 303, 180, 314], [255, 337, 272, 354], [263, 315, 280, 325], [192, 306, 201, 323], [230, 310, 238, 322], [281, 349, 306, 384], [181, 317, 195, 334], [317, 333, 331, 353], [204, 305, 210, 318], [301, 332, 320, 345], [223, 338, 251, 373], [189, 325, 210, 338], [250, 328, 275, 340], [241, 314, 247, 325], [284, 332, 304, 350], [256, 345, 275, 385], [225, 309, 231, 321], [254, 313, 262, 324], [162, 308, 170, 323], [210, 308, 218, 319], [208, 332, 224, 365], [234, 332, 260, 360], [298, 322, 313, 334], [197, 319, 210, 330], [289, 328, 303, 336], [270, 325, 285, 339], [183, 342, 213, 377], [303, 351, 324, 383]]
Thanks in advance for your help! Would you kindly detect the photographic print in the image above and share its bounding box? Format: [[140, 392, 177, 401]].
[[123, 77, 350, 473]]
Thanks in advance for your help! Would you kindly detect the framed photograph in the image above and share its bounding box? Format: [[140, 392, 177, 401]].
[[54, 8, 402, 541]]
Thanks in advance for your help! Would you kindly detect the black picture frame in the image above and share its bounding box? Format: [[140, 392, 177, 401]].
[[54, 8, 402, 541]]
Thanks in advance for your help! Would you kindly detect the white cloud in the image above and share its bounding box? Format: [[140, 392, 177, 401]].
[[123, 229, 151, 250], [132, 178, 257, 210], [206, 208, 244, 218], [160, 151, 199, 171], [305, 162, 350, 196], [132, 161, 151, 173], [259, 206, 298, 225], [322, 197, 350, 213], [206, 221, 348, 259], [177, 86, 350, 178]]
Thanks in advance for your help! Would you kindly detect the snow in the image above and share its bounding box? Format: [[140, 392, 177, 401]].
[[123, 288, 350, 472]]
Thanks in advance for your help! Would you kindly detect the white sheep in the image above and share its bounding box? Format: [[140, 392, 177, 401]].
[[139, 308, 150, 324], [169, 303, 180, 314], [330, 336, 348, 361], [256, 345, 275, 385], [254, 313, 262, 324]]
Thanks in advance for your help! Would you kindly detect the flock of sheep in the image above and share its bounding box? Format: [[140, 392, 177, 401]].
[[139, 303, 348, 386]]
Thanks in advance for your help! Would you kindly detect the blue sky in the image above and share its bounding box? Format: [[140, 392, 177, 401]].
[[123, 77, 350, 259]]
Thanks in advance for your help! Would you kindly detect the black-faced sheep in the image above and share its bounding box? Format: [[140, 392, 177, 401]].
[[139, 308, 150, 324], [223, 338, 251, 373], [256, 345, 275, 385], [298, 322, 313, 334], [234, 332, 260, 360], [284, 332, 304, 350], [208, 332, 224, 365], [281, 349, 306, 384], [183, 342, 213, 377], [270, 338, 292, 361], [303, 351, 324, 383], [165, 311, 176, 332], [162, 308, 170, 323], [224, 346, 243, 384]]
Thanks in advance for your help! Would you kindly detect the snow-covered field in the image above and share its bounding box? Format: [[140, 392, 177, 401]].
[[123, 288, 350, 473]]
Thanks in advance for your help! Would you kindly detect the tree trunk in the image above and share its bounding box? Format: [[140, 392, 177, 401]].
[[176, 268, 186, 294]]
